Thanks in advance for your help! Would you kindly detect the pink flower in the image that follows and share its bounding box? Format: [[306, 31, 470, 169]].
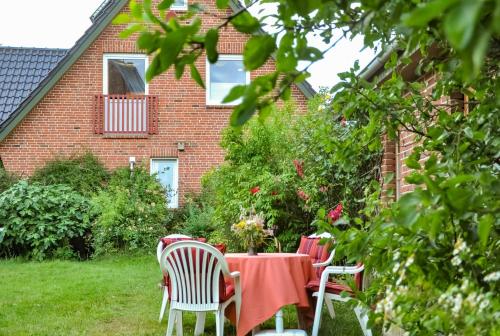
[[319, 186, 328, 193], [297, 189, 310, 201], [293, 160, 304, 179], [250, 186, 260, 195], [327, 203, 343, 221]]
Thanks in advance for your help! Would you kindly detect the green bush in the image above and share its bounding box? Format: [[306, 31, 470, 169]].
[[91, 166, 171, 255], [0, 167, 19, 194], [0, 181, 93, 260], [30, 152, 109, 196], [177, 198, 216, 239]]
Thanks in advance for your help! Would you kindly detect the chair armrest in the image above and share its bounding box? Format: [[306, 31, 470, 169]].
[[312, 249, 336, 268], [229, 271, 240, 279], [324, 265, 364, 275]]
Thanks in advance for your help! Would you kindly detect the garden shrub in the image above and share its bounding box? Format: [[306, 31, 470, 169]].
[[0, 181, 93, 260], [0, 167, 19, 194], [199, 99, 381, 252], [176, 198, 216, 239], [91, 166, 171, 255], [30, 152, 109, 196]]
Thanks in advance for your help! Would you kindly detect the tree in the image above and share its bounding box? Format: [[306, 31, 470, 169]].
[[118, 0, 499, 334]]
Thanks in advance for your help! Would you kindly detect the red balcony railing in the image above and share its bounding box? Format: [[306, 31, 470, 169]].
[[94, 94, 158, 135]]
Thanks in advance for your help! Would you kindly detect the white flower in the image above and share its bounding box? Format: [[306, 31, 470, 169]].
[[451, 294, 463, 316], [451, 255, 462, 266], [484, 271, 500, 282], [404, 254, 414, 267], [392, 262, 401, 273]]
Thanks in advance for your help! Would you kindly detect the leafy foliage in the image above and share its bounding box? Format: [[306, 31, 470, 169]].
[[91, 166, 171, 255], [121, 0, 498, 332], [30, 152, 109, 196], [0, 167, 19, 194], [0, 181, 93, 260]]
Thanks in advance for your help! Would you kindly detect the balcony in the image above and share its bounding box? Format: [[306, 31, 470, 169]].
[[93, 94, 158, 135]]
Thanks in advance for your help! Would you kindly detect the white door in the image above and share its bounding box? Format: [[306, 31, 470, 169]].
[[150, 159, 178, 208]]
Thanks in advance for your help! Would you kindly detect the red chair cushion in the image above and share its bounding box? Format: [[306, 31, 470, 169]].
[[220, 279, 235, 302], [297, 236, 331, 278], [305, 279, 354, 297]]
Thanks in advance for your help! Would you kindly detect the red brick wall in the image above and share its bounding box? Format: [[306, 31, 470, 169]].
[[381, 72, 453, 199], [0, 0, 309, 204]]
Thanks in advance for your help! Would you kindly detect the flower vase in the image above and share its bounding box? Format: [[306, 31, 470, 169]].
[[247, 244, 258, 256]]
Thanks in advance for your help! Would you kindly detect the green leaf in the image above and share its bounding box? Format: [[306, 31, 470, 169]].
[[158, 0, 174, 10], [190, 64, 205, 89], [222, 85, 246, 103], [230, 100, 257, 126], [444, 0, 483, 50], [157, 30, 186, 74], [471, 30, 490, 75], [396, 192, 421, 227], [113, 13, 131, 24], [231, 12, 260, 34], [205, 29, 219, 63], [244, 35, 276, 70], [216, 0, 229, 9], [478, 214, 493, 249], [401, 0, 458, 27], [119, 24, 145, 39]]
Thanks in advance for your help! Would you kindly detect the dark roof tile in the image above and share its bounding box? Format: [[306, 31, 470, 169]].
[[0, 47, 67, 125]]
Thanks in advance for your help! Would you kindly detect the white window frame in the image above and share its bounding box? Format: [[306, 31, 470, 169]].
[[206, 55, 250, 106], [150, 158, 179, 209], [171, 0, 188, 11], [103, 54, 149, 95]]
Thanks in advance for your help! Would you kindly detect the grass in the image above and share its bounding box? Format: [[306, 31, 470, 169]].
[[0, 254, 371, 335]]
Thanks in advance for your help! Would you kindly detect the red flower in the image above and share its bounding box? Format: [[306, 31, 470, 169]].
[[341, 117, 347, 127], [271, 191, 278, 196], [327, 203, 343, 221], [250, 186, 260, 195], [293, 160, 304, 179], [297, 189, 309, 201]]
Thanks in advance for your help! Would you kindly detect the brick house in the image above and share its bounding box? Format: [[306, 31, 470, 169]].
[[360, 46, 460, 201], [0, 0, 314, 207]]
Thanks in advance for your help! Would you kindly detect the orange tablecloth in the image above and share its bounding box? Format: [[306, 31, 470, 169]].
[[225, 253, 317, 336]]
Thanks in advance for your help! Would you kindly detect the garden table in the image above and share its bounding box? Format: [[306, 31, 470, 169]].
[[225, 253, 316, 336]]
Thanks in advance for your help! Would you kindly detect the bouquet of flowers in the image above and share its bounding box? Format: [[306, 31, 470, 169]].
[[231, 207, 269, 255]]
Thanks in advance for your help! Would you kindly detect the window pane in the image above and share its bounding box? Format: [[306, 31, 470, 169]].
[[172, 0, 186, 7], [209, 59, 246, 103], [210, 59, 246, 84], [108, 58, 145, 95]]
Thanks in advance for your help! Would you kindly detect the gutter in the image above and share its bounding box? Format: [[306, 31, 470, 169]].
[[359, 44, 398, 82]]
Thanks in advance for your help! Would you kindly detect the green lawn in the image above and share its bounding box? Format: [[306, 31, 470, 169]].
[[0, 254, 369, 335]]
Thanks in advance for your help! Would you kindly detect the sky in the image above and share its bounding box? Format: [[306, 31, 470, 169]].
[[0, 0, 376, 89]]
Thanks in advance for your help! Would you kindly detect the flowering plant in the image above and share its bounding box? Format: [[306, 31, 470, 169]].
[[231, 207, 269, 251]]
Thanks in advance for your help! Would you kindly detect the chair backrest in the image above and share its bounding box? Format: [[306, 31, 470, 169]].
[[160, 241, 231, 310], [156, 234, 192, 263], [297, 233, 335, 278]]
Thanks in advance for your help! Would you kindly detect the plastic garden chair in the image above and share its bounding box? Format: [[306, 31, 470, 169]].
[[307, 264, 372, 336], [160, 241, 241, 336], [297, 232, 336, 318]]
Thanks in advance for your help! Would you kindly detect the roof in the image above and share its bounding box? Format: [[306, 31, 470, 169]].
[[0, 47, 67, 124], [0, 0, 315, 141]]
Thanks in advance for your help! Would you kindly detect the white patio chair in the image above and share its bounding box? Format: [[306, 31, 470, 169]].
[[160, 241, 241, 336], [157, 234, 191, 322], [309, 264, 372, 336], [297, 232, 336, 319]]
